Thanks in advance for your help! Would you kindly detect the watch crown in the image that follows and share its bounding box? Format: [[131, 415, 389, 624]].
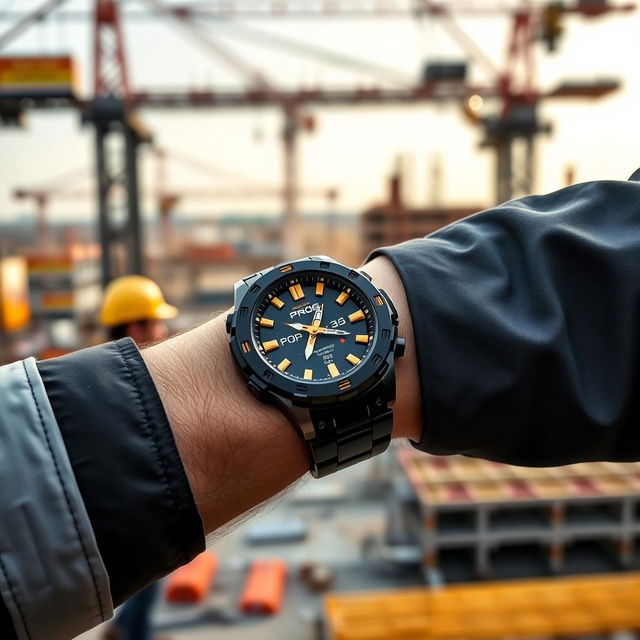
[[225, 312, 233, 334], [394, 337, 406, 358]]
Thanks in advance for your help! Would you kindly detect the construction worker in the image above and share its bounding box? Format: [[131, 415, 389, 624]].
[[99, 275, 177, 640], [100, 275, 178, 345], [1, 174, 640, 639]]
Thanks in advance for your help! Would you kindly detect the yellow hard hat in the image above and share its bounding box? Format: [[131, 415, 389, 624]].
[[100, 275, 178, 327]]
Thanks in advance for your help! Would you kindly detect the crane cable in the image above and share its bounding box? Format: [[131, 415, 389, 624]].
[[204, 18, 415, 87]]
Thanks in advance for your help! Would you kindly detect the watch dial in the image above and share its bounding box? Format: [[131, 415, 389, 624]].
[[252, 273, 376, 382]]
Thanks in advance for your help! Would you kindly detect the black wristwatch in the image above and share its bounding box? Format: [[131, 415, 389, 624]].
[[225, 256, 405, 478]]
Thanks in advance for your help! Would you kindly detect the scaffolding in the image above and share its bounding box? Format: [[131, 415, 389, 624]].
[[394, 450, 640, 583]]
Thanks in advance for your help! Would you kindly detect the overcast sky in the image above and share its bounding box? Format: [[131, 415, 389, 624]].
[[1, 0, 639, 223]]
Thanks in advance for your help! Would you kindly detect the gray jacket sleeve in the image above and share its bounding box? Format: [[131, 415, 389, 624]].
[[0, 357, 113, 640]]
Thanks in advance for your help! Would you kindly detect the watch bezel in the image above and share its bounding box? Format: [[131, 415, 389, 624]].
[[228, 257, 398, 407]]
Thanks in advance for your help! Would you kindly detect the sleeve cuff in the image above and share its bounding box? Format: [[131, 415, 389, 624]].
[[37, 338, 205, 605]]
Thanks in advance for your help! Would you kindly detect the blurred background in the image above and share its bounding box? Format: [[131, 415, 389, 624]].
[[2, 1, 640, 639]]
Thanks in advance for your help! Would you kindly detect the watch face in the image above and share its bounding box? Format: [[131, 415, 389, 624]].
[[251, 272, 376, 383]]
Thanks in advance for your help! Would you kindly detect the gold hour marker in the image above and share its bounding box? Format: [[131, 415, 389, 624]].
[[289, 284, 304, 301], [355, 334, 369, 344], [241, 341, 251, 353], [271, 296, 284, 309], [259, 317, 275, 328], [304, 368, 313, 380], [348, 309, 365, 323], [277, 358, 291, 372], [374, 295, 385, 306], [327, 362, 340, 378], [346, 353, 361, 366], [315, 281, 325, 296], [262, 340, 279, 353], [336, 291, 349, 306]]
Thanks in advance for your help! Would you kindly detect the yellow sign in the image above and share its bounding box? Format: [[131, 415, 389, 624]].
[[40, 292, 74, 312], [0, 258, 31, 333], [26, 255, 73, 275], [0, 56, 75, 94]]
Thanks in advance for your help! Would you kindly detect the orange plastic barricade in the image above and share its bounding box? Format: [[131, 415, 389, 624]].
[[239, 559, 287, 614], [165, 551, 218, 603]]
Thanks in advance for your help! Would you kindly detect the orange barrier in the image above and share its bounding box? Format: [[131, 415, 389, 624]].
[[239, 559, 287, 614], [165, 551, 218, 603]]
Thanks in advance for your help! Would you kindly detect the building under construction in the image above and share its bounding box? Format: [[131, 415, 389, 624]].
[[361, 167, 484, 256], [393, 450, 640, 583]]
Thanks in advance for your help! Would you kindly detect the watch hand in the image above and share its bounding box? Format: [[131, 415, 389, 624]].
[[285, 322, 307, 331], [285, 323, 350, 337], [284, 322, 326, 334], [319, 328, 351, 336], [304, 333, 317, 360], [305, 304, 324, 360]]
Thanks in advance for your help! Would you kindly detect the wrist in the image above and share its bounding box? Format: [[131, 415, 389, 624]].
[[142, 313, 308, 535], [363, 257, 422, 443]]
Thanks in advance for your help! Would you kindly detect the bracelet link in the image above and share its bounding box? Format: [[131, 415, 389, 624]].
[[307, 385, 393, 478]]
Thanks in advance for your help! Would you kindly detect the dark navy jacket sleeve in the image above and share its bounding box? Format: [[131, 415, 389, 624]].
[[370, 179, 640, 466], [36, 338, 205, 606]]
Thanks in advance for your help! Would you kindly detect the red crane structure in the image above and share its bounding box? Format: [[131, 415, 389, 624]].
[[12, 167, 92, 252], [0, 0, 634, 284], [89, 0, 151, 284]]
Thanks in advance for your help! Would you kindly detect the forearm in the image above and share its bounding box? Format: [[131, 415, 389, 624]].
[[141, 255, 421, 535], [141, 314, 308, 535]]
